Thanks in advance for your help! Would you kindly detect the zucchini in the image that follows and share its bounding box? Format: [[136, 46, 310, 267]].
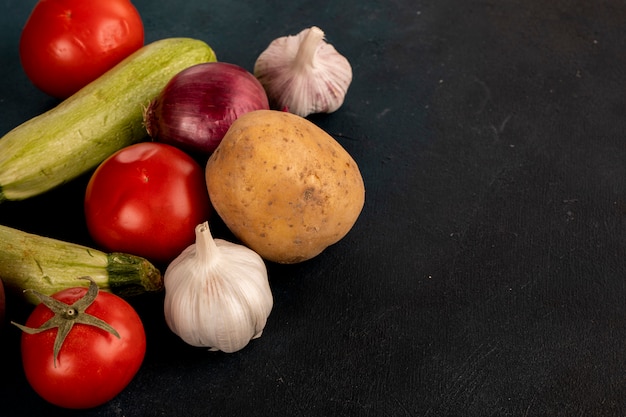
[[0, 224, 163, 304], [0, 37, 217, 202]]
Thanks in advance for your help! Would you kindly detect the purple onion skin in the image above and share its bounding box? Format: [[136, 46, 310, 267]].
[[144, 62, 269, 156]]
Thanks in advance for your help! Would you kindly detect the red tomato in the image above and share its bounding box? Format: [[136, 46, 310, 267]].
[[20, 286, 145, 409], [85, 142, 212, 263], [19, 0, 144, 99]]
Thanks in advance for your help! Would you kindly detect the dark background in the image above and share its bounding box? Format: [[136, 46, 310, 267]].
[[1, 0, 626, 416]]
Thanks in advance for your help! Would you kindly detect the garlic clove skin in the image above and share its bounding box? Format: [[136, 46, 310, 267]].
[[163, 222, 273, 353], [254, 26, 353, 117]]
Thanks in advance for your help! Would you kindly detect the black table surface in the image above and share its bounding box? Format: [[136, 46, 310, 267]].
[[1, 0, 626, 416]]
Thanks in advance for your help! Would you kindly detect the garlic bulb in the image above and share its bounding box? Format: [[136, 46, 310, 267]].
[[254, 26, 353, 117], [163, 221, 273, 353]]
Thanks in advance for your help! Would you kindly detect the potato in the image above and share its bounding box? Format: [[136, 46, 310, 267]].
[[206, 110, 365, 264]]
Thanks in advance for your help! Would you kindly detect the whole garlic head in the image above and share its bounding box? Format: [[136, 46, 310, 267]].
[[254, 26, 353, 117], [163, 222, 273, 353]]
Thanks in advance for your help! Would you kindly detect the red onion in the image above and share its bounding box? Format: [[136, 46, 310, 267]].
[[144, 62, 269, 155]]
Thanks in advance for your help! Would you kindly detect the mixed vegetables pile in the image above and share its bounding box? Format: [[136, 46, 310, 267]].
[[0, 0, 364, 410]]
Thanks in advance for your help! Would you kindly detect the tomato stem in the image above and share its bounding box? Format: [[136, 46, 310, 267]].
[[11, 277, 120, 368]]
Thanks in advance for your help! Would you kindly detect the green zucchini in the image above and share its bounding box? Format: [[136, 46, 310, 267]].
[[0, 224, 163, 304], [0, 37, 217, 203]]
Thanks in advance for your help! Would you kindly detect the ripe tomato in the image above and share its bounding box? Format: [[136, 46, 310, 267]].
[[19, 284, 146, 409], [84, 142, 212, 264], [19, 0, 144, 99]]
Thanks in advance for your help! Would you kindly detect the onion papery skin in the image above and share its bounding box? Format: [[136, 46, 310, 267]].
[[144, 62, 270, 156]]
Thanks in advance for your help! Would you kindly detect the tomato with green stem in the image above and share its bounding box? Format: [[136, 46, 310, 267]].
[[12, 277, 146, 409]]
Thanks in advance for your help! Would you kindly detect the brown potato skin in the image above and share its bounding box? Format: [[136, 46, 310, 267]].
[[206, 110, 365, 263]]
